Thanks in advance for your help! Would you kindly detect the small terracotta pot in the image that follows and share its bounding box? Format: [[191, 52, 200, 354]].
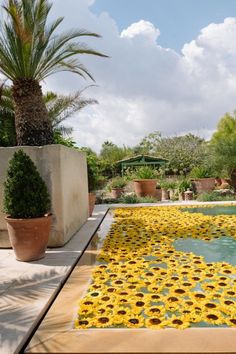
[[111, 188, 124, 199], [5, 214, 52, 262], [133, 179, 157, 197], [88, 192, 96, 217]]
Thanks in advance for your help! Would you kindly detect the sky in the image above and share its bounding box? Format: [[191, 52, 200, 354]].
[[43, 0, 236, 152]]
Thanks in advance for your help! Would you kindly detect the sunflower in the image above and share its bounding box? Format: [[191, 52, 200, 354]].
[[75, 317, 94, 329], [125, 315, 144, 328], [93, 315, 113, 328], [145, 317, 166, 329], [144, 306, 165, 317], [204, 311, 224, 325], [227, 317, 236, 327], [167, 315, 190, 329]]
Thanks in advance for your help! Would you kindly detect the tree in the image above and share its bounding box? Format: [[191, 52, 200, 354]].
[[99, 141, 133, 177], [210, 112, 236, 178], [0, 0, 107, 146], [46, 87, 98, 136], [0, 85, 97, 147], [0, 85, 16, 146], [137, 132, 207, 174]]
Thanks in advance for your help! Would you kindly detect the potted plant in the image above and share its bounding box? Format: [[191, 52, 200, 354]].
[[109, 177, 127, 199], [177, 178, 192, 200], [190, 166, 216, 193], [133, 166, 158, 197], [3, 150, 51, 262], [159, 180, 171, 201]]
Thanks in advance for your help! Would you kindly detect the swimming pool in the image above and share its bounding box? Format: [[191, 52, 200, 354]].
[[75, 205, 236, 330]]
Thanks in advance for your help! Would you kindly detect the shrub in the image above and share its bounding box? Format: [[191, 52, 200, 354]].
[[3, 150, 51, 218], [119, 193, 139, 204], [110, 177, 127, 189], [197, 191, 236, 202], [138, 196, 157, 203], [87, 154, 101, 192]]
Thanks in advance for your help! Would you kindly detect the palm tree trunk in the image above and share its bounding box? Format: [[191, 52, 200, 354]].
[[12, 79, 53, 146]]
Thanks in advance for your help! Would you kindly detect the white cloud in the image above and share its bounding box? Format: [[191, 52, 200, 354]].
[[43, 1, 236, 152], [120, 20, 160, 43]]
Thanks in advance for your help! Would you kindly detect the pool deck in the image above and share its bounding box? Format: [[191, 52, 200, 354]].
[[1, 201, 236, 354]]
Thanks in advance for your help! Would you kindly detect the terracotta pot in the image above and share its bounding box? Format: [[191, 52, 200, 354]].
[[133, 179, 157, 197], [88, 192, 96, 217], [191, 178, 215, 193], [5, 214, 52, 262], [111, 188, 124, 199], [161, 188, 170, 201]]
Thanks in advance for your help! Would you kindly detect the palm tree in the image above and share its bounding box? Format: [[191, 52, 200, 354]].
[[0, 85, 98, 146], [45, 86, 98, 136], [0, 85, 16, 146], [0, 0, 107, 146]]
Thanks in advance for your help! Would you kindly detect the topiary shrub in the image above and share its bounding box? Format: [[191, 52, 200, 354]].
[[3, 150, 51, 218]]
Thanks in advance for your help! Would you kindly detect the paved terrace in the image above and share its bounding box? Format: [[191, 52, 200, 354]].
[[1, 201, 235, 354]]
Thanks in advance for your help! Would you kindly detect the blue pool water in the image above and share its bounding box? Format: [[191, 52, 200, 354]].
[[182, 205, 236, 216]]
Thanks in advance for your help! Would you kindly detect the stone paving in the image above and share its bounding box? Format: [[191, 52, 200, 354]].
[[0, 205, 108, 354]]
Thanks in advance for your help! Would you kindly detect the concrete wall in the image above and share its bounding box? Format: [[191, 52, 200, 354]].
[[0, 145, 89, 247]]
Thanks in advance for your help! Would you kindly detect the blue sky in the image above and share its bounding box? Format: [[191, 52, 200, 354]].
[[91, 0, 236, 52]]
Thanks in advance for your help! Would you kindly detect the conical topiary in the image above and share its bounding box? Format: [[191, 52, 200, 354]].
[[3, 150, 51, 218]]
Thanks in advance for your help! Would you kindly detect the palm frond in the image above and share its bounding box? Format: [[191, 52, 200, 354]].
[[46, 86, 98, 135], [0, 0, 108, 81]]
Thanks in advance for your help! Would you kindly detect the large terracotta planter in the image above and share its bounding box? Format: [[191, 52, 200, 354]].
[[88, 192, 96, 217], [133, 179, 157, 197], [111, 188, 124, 199], [5, 214, 52, 262], [191, 178, 215, 193]]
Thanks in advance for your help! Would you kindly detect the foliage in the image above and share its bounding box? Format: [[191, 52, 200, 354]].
[[79, 147, 102, 192], [0, 84, 96, 147], [138, 196, 157, 203], [110, 177, 127, 189], [197, 191, 236, 202], [53, 131, 77, 148], [190, 166, 215, 179], [159, 179, 175, 190], [46, 87, 98, 136], [119, 193, 156, 204], [119, 193, 139, 204], [133, 166, 158, 180], [138, 132, 207, 174], [0, 0, 107, 82], [0, 85, 16, 146], [3, 150, 51, 218], [177, 178, 192, 193], [210, 112, 236, 177], [99, 141, 133, 178]]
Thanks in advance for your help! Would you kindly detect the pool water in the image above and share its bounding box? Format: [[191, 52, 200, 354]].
[[182, 205, 236, 216], [174, 236, 236, 265]]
